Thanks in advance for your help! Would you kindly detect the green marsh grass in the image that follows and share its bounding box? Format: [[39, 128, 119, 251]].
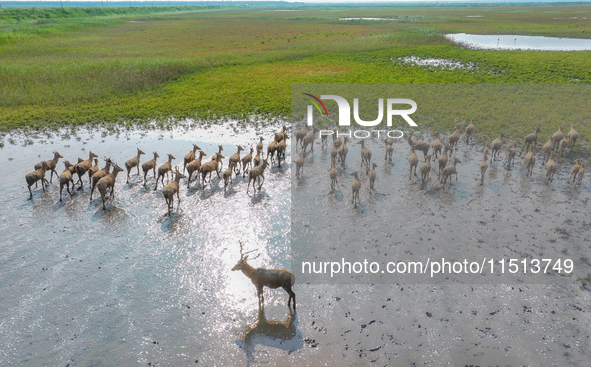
[[0, 4, 590, 148]]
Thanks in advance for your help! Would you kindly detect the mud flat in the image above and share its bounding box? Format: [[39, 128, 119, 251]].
[[0, 122, 589, 365]]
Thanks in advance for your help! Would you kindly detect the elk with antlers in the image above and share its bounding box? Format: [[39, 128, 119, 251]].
[[232, 241, 296, 311]]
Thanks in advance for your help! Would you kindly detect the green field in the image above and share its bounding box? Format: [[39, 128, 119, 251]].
[[0, 3, 590, 143]]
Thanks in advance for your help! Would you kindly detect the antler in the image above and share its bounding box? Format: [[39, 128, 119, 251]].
[[238, 241, 257, 260]]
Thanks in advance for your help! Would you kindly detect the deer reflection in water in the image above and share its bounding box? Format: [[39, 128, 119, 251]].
[[237, 307, 302, 365]]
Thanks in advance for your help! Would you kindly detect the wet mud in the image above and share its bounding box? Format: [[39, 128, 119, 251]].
[[0, 124, 589, 366]]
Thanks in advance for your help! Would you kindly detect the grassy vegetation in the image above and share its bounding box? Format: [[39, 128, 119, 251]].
[[0, 4, 590, 144]]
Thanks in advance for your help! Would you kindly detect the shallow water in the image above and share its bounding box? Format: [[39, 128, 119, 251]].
[[446, 33, 591, 51], [1, 123, 590, 365]]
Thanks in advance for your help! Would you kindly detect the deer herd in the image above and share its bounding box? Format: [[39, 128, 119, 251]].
[[24, 128, 294, 214], [26, 122, 586, 212], [20, 122, 587, 312], [291, 121, 585, 207]]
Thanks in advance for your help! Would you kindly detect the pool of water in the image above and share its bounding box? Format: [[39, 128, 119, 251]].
[[446, 33, 591, 51]]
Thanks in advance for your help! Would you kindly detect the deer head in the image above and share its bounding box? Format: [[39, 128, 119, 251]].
[[232, 241, 260, 271]]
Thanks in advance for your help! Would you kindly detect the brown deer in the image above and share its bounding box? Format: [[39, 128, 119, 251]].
[[294, 152, 305, 178], [329, 158, 338, 190], [26, 161, 49, 199], [338, 137, 348, 166], [541, 136, 554, 164], [490, 132, 504, 162], [201, 153, 225, 187], [248, 159, 269, 192], [125, 148, 145, 183], [163, 169, 186, 215], [96, 164, 124, 210], [183, 144, 201, 173], [142, 152, 159, 183], [302, 127, 319, 153], [544, 152, 558, 184], [274, 125, 287, 144], [551, 126, 563, 151], [154, 154, 175, 191], [232, 241, 296, 311], [211, 145, 224, 171], [408, 146, 419, 179], [90, 158, 113, 200], [368, 163, 377, 191], [448, 125, 461, 151], [186, 150, 207, 187], [407, 134, 430, 161], [520, 126, 540, 156], [75, 151, 99, 188], [276, 135, 288, 167], [295, 126, 307, 149], [524, 145, 536, 176], [223, 161, 237, 191], [507, 144, 517, 168], [59, 161, 75, 201], [431, 132, 442, 160], [568, 158, 582, 184], [465, 119, 475, 144], [241, 147, 254, 176], [479, 154, 488, 186], [440, 157, 461, 188], [350, 171, 361, 207], [567, 125, 579, 149], [358, 139, 372, 171], [229, 145, 244, 173], [384, 139, 394, 163], [253, 148, 262, 168], [420, 155, 432, 184], [35, 151, 63, 183], [256, 137, 264, 156]]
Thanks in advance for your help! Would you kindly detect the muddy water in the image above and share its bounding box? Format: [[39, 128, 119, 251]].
[[292, 132, 591, 285], [0, 124, 590, 366]]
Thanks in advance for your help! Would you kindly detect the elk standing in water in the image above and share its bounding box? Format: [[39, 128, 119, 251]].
[[479, 154, 488, 186], [142, 152, 159, 183], [154, 154, 175, 191], [186, 150, 207, 187], [96, 164, 124, 210], [490, 133, 504, 162], [125, 148, 145, 183], [350, 171, 361, 207], [90, 158, 113, 200], [163, 169, 186, 215], [183, 144, 201, 174], [26, 161, 49, 199], [358, 139, 372, 172], [59, 161, 75, 201], [524, 145, 536, 176], [35, 151, 63, 183], [329, 158, 338, 191], [75, 151, 99, 188], [232, 241, 296, 312], [248, 159, 269, 192]]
